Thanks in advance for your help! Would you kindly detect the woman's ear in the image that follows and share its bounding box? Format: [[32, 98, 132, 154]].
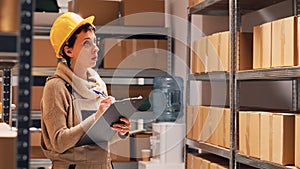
[[64, 46, 73, 58]]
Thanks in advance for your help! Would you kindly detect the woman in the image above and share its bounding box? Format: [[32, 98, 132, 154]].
[[41, 12, 130, 169]]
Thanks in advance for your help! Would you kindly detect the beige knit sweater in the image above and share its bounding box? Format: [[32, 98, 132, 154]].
[[41, 62, 113, 169]]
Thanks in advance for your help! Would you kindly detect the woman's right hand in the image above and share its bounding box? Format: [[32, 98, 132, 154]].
[[95, 96, 115, 120]]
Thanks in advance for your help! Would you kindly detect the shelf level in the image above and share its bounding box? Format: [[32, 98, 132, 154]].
[[188, 72, 229, 81], [34, 25, 170, 39], [237, 67, 300, 81], [236, 154, 294, 169], [187, 139, 295, 169], [95, 25, 170, 38], [3, 67, 166, 86], [186, 139, 230, 159], [189, 0, 287, 15]]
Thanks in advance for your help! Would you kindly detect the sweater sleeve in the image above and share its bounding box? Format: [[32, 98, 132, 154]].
[[42, 79, 94, 153]]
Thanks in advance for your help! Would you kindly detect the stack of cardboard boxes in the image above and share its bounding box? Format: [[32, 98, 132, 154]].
[[187, 106, 230, 149], [239, 111, 295, 166], [192, 15, 300, 73], [103, 39, 167, 69], [187, 105, 300, 167], [192, 31, 253, 73], [186, 153, 229, 169], [253, 16, 299, 69], [68, 0, 168, 70]]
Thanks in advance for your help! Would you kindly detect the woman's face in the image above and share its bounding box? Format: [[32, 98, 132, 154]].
[[70, 30, 99, 70]]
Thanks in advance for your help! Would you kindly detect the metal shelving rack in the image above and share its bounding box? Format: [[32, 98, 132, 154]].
[[95, 25, 173, 78], [0, 0, 33, 169], [186, 0, 299, 169], [28, 25, 172, 86]]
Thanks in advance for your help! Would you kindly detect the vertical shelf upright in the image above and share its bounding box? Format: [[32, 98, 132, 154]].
[[17, 0, 33, 168], [229, 0, 239, 168]]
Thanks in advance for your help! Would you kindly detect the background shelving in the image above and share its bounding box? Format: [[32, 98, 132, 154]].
[[186, 0, 300, 169]]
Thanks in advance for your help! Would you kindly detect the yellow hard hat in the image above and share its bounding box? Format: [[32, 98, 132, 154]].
[[50, 12, 95, 58]]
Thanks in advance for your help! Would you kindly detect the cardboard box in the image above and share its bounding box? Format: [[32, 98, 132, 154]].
[[186, 106, 195, 140], [207, 31, 253, 72], [208, 107, 224, 146], [271, 113, 295, 165], [223, 108, 230, 149], [186, 153, 194, 169], [253, 22, 272, 69], [13, 86, 44, 111], [0, 0, 19, 33], [0, 123, 17, 169], [33, 36, 57, 67], [110, 137, 130, 162], [199, 106, 209, 142], [121, 0, 165, 26], [296, 115, 300, 168], [69, 0, 120, 26], [210, 163, 219, 169], [271, 16, 298, 67], [103, 38, 124, 68], [239, 111, 260, 158], [123, 39, 168, 69], [107, 85, 153, 99], [188, 0, 205, 8], [219, 32, 230, 71], [30, 130, 46, 159], [130, 132, 151, 161], [0, 102, 2, 121], [192, 37, 207, 74], [193, 155, 202, 169], [238, 33, 253, 71], [260, 112, 272, 161], [201, 158, 211, 169], [33, 12, 61, 26], [192, 106, 202, 141], [103, 39, 168, 70], [207, 33, 220, 72]]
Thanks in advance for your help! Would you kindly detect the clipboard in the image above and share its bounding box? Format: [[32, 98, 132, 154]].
[[76, 96, 144, 147]]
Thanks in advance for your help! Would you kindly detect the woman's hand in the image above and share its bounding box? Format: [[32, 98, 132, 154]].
[[95, 96, 115, 120], [112, 117, 131, 135]]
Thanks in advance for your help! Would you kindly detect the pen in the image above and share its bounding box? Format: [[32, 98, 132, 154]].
[[92, 89, 107, 98]]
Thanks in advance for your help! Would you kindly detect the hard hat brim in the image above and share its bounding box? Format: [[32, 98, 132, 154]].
[[56, 15, 95, 58]]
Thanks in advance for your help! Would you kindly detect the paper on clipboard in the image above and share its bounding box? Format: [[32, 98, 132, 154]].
[[76, 96, 144, 147]]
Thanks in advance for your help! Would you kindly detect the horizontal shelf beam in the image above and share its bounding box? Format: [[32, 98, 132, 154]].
[[188, 72, 229, 81], [187, 139, 293, 169], [236, 154, 292, 169], [237, 67, 300, 80], [189, 0, 287, 15], [186, 139, 230, 159], [95, 25, 170, 37], [97, 68, 170, 78]]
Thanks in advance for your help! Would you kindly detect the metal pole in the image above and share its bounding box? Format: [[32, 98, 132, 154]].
[[292, 79, 300, 112], [2, 68, 12, 125], [229, 0, 240, 168], [17, 0, 33, 168], [292, 0, 300, 15]]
